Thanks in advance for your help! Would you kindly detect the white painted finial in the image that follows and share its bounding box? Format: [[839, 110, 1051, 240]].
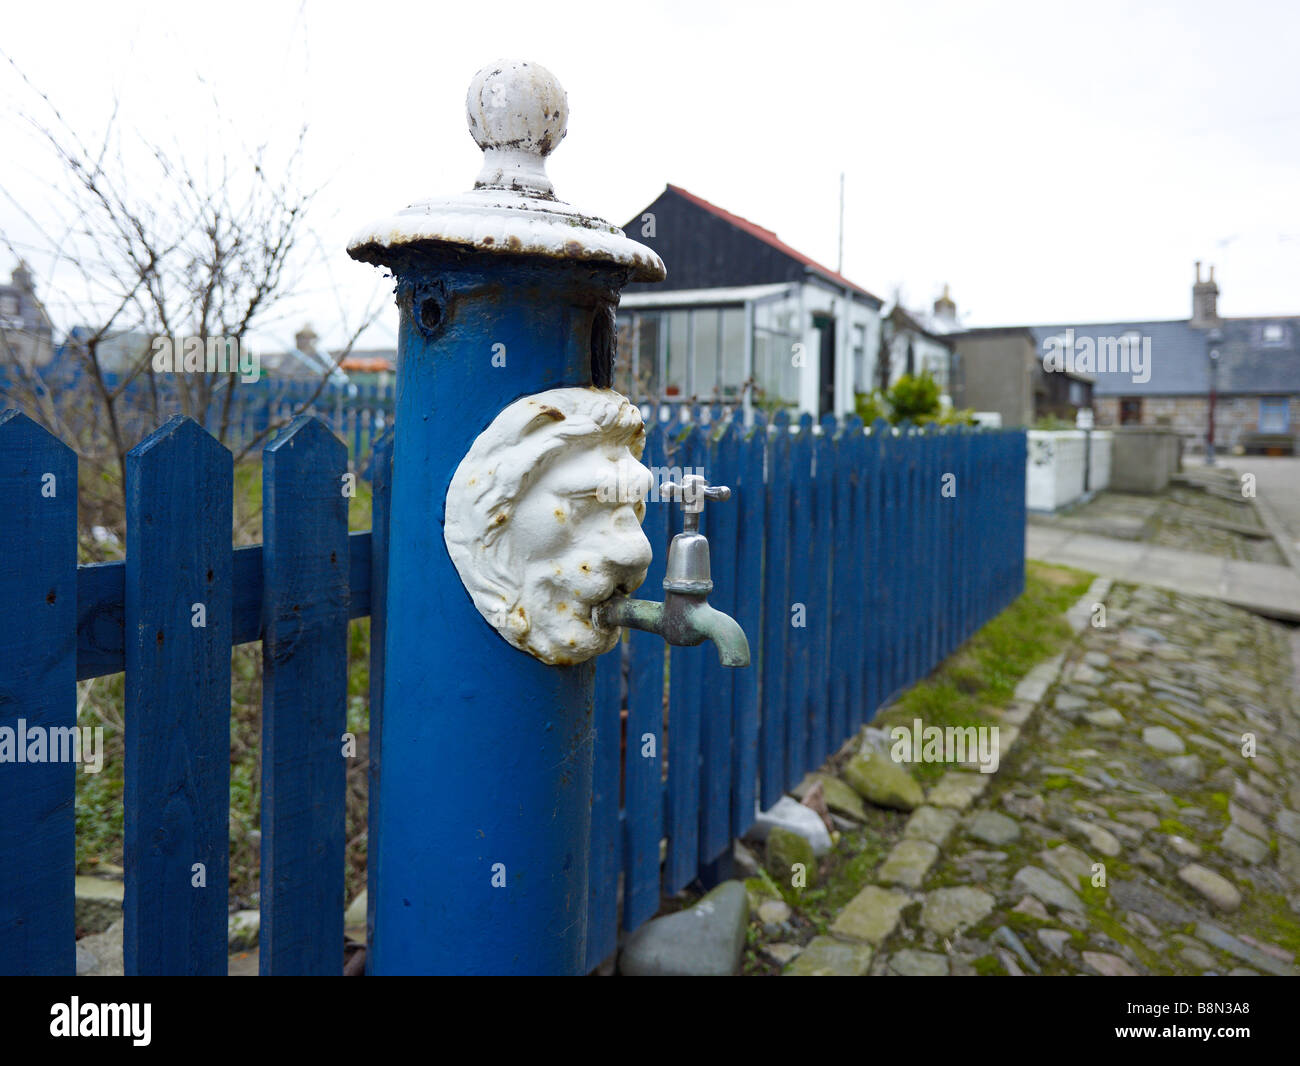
[[466, 60, 568, 199]]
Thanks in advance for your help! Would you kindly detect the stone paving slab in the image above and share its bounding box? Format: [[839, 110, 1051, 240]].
[[1027, 526, 1300, 621]]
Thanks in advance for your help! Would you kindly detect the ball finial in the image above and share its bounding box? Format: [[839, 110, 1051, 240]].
[[466, 60, 568, 198]]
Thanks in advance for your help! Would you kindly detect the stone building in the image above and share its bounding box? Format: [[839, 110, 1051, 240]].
[[951, 265, 1299, 450], [1028, 265, 1299, 453]]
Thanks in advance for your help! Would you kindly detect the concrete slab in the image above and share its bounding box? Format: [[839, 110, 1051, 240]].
[[1028, 528, 1300, 622]]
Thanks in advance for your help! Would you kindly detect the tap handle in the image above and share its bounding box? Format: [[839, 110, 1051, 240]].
[[660, 473, 731, 515]]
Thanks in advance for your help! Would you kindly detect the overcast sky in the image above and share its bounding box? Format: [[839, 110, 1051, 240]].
[[2, 0, 1297, 353]]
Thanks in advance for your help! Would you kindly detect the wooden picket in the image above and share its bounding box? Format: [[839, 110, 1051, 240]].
[[622, 419, 670, 932], [259, 416, 350, 976], [123, 416, 233, 975], [0, 411, 77, 976]]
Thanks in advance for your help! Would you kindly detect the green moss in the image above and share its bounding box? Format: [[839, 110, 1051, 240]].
[[1005, 908, 1049, 930], [973, 954, 1004, 976], [1077, 879, 1109, 909], [1207, 792, 1229, 812], [1159, 818, 1192, 837], [871, 563, 1095, 787], [1043, 776, 1071, 791], [1087, 906, 1165, 972]]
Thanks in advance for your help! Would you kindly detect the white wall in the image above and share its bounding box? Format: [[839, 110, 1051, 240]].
[[795, 281, 880, 418], [1026, 430, 1113, 511]]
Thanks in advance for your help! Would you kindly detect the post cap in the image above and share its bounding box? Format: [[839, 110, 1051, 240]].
[[348, 60, 665, 282]]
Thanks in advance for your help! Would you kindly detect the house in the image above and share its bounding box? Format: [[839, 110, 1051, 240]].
[[260, 325, 349, 385], [1016, 266, 1299, 451], [0, 263, 55, 377], [339, 350, 396, 388], [61, 327, 155, 378], [616, 185, 884, 418], [877, 289, 960, 400], [942, 287, 1095, 427]]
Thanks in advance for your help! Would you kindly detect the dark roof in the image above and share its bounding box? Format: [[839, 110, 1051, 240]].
[[887, 304, 953, 346], [1020, 318, 1300, 396], [622, 185, 883, 306]]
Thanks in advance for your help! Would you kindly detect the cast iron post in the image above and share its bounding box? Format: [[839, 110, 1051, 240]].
[[348, 60, 663, 974]]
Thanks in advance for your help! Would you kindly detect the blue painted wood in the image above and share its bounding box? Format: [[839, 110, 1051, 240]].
[[1015, 431, 1028, 596], [808, 416, 834, 767], [123, 416, 233, 975], [73, 532, 375, 681], [0, 410, 77, 976], [827, 421, 852, 743], [260, 415, 350, 976], [844, 416, 867, 728], [905, 429, 920, 688], [883, 423, 904, 707], [730, 414, 764, 838], [785, 417, 813, 783], [759, 411, 791, 809], [697, 417, 738, 862], [864, 423, 885, 718], [961, 427, 974, 641], [924, 429, 938, 675], [666, 423, 704, 893], [937, 429, 953, 660], [585, 640, 623, 971], [365, 428, 393, 969], [623, 420, 669, 930]]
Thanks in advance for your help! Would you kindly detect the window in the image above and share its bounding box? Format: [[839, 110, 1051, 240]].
[[753, 294, 802, 407], [852, 324, 867, 393], [1259, 397, 1289, 433], [693, 310, 719, 398], [1262, 324, 1287, 347], [1120, 398, 1142, 425], [618, 306, 749, 403], [664, 311, 689, 397], [720, 308, 745, 399], [0, 294, 18, 318]]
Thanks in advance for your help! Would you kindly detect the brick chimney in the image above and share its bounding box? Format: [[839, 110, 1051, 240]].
[[1192, 261, 1219, 326]]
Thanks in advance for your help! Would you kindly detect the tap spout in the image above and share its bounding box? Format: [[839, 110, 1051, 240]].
[[687, 601, 751, 668], [594, 594, 751, 668]]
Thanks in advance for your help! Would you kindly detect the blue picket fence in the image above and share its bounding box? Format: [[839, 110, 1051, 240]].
[[0, 403, 1025, 975], [584, 408, 1026, 968]]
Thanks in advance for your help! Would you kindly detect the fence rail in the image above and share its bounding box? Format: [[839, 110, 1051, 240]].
[[0, 403, 1026, 975]]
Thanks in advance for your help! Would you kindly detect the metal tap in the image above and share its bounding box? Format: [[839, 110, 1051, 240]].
[[593, 473, 751, 667]]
